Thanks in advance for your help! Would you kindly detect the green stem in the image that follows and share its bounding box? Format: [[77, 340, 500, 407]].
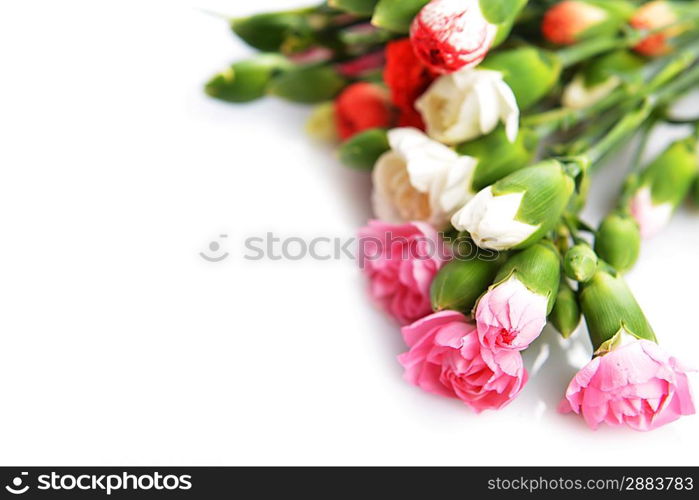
[[557, 36, 632, 68], [584, 100, 654, 166]]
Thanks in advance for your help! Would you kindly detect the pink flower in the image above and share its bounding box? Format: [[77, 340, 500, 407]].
[[399, 311, 528, 412], [475, 277, 548, 352], [410, 0, 496, 74], [560, 339, 696, 431], [629, 187, 673, 239], [359, 220, 448, 324]]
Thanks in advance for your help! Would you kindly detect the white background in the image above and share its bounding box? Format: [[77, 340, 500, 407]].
[[1, 0, 698, 466]]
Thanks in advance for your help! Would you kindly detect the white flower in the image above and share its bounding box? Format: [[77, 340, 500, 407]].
[[372, 128, 479, 228], [415, 68, 519, 145], [451, 186, 538, 250], [562, 74, 621, 110], [629, 186, 674, 239]]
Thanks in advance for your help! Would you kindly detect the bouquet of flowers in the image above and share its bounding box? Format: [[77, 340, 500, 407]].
[[205, 0, 699, 431]]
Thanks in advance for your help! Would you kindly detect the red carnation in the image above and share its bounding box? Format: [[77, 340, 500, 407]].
[[334, 83, 394, 140], [542, 1, 609, 45], [409, 0, 496, 74], [630, 1, 681, 57], [384, 38, 436, 131]]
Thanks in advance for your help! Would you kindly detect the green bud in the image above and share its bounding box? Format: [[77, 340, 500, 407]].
[[481, 47, 562, 110], [338, 128, 390, 170], [231, 9, 315, 52], [635, 136, 698, 209], [431, 251, 505, 313], [594, 212, 641, 273], [329, 0, 379, 16], [583, 50, 645, 88], [371, 0, 429, 33], [205, 55, 291, 103], [268, 66, 347, 103], [579, 269, 657, 354], [550, 279, 582, 339], [456, 126, 539, 192], [564, 244, 598, 283], [492, 160, 576, 250], [494, 241, 561, 313]]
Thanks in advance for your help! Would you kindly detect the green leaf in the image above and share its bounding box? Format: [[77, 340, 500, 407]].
[[329, 0, 379, 16], [338, 128, 390, 170], [268, 66, 347, 103], [479, 0, 527, 25], [205, 55, 291, 103]]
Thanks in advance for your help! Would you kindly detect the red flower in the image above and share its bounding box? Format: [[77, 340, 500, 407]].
[[409, 0, 496, 74], [334, 83, 393, 140], [541, 1, 609, 45], [384, 38, 436, 131]]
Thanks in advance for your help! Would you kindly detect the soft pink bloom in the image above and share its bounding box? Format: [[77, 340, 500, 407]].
[[629, 187, 673, 239], [399, 311, 528, 412], [359, 220, 448, 324], [476, 277, 548, 352], [410, 0, 496, 74], [559, 339, 696, 431]]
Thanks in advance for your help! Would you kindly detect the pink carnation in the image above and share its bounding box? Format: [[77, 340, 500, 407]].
[[475, 277, 548, 352], [359, 220, 448, 324], [560, 339, 696, 431], [399, 311, 528, 412]]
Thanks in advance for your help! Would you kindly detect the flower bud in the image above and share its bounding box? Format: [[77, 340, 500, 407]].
[[334, 83, 394, 140], [474, 242, 560, 353], [594, 212, 641, 273], [579, 269, 657, 354], [329, 0, 379, 16], [457, 126, 539, 192], [562, 50, 644, 109], [372, 0, 430, 33], [430, 250, 505, 313], [550, 279, 581, 338], [564, 244, 598, 283], [451, 160, 576, 251], [630, 1, 689, 57], [338, 128, 390, 170], [493, 241, 561, 314], [205, 55, 291, 103], [629, 136, 698, 238], [480, 47, 562, 110], [410, 0, 497, 74], [542, 1, 634, 46], [231, 9, 315, 53], [268, 66, 347, 103]]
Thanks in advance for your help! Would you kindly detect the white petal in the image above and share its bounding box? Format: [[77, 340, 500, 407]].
[[452, 187, 538, 251]]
